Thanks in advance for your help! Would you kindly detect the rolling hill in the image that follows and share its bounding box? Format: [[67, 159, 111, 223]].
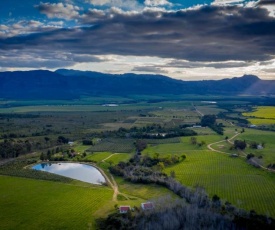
[[0, 69, 274, 100]]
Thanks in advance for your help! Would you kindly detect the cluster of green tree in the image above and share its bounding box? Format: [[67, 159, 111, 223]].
[[1, 133, 27, 139], [134, 140, 147, 152], [201, 115, 224, 135], [233, 140, 247, 150], [190, 137, 206, 147], [0, 136, 70, 160], [82, 140, 94, 145], [0, 139, 32, 159], [218, 112, 249, 125], [109, 151, 186, 183], [87, 124, 197, 140], [40, 147, 64, 161], [0, 113, 40, 119], [57, 136, 69, 144], [246, 153, 255, 160]]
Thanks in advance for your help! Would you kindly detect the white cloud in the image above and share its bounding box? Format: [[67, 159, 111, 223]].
[[35, 3, 80, 20], [144, 0, 173, 7], [212, 0, 246, 6], [0, 20, 65, 38], [87, 0, 141, 10]]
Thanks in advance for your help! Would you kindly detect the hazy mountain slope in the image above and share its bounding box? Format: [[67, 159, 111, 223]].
[[0, 69, 274, 100]]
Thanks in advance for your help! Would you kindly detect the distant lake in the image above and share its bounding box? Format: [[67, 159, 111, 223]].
[[32, 163, 106, 185]]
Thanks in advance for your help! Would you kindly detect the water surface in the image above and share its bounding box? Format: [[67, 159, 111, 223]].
[[32, 162, 106, 184]]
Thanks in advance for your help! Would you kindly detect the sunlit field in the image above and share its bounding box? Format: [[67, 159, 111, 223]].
[[165, 150, 275, 217], [0, 175, 113, 230], [243, 106, 275, 125]]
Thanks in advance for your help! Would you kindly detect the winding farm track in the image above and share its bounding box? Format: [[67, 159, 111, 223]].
[[101, 153, 119, 163], [93, 164, 119, 201], [207, 132, 240, 156], [207, 132, 275, 172], [100, 153, 127, 201]]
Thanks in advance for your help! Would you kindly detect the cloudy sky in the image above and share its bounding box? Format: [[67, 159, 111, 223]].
[[0, 0, 275, 80]]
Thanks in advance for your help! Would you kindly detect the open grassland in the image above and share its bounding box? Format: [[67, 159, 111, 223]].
[[85, 152, 113, 162], [73, 142, 91, 153], [0, 175, 113, 230], [143, 135, 223, 156], [84, 152, 132, 164], [0, 100, 192, 114], [165, 150, 275, 217], [243, 106, 275, 125], [149, 109, 200, 124], [194, 105, 226, 115], [232, 129, 275, 165], [105, 153, 132, 165], [114, 177, 177, 200]]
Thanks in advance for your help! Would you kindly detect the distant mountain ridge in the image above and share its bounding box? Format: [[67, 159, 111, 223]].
[[0, 69, 274, 100]]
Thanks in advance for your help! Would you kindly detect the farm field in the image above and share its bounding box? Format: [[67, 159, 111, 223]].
[[165, 150, 275, 217], [104, 153, 132, 165], [114, 177, 177, 200], [87, 138, 135, 153], [0, 175, 113, 230], [194, 105, 226, 115], [243, 106, 275, 119], [243, 106, 275, 125], [1, 97, 275, 229], [143, 134, 223, 157], [231, 128, 275, 165], [84, 152, 113, 162]]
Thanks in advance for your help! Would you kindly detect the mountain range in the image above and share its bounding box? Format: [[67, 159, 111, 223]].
[[0, 69, 274, 100]]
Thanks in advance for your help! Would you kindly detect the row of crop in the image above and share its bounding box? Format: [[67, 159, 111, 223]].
[[88, 138, 135, 153], [166, 150, 275, 217]]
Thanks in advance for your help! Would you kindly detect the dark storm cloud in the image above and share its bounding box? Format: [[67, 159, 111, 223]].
[[131, 59, 252, 73], [1, 5, 275, 66], [257, 0, 275, 5], [166, 60, 253, 69]]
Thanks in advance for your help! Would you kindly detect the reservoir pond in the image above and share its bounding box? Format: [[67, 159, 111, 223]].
[[32, 162, 106, 185]]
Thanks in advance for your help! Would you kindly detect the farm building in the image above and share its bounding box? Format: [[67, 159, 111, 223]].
[[141, 202, 154, 211], [119, 206, 131, 214]]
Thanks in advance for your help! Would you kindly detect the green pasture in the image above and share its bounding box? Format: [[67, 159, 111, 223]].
[[105, 153, 132, 165], [73, 143, 91, 153], [189, 127, 216, 135], [232, 129, 275, 165], [84, 152, 113, 162], [195, 105, 226, 115], [84, 152, 132, 165], [0, 175, 113, 230], [143, 135, 223, 156], [150, 109, 197, 118], [115, 177, 176, 200], [165, 150, 275, 217]]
